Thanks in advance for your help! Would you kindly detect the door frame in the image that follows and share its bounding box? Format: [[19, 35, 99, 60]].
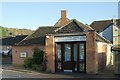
[[55, 41, 86, 73]]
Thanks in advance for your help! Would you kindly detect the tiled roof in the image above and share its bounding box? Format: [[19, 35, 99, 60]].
[[17, 19, 111, 46], [54, 19, 94, 33], [90, 19, 120, 32], [17, 26, 59, 46], [0, 35, 27, 46]]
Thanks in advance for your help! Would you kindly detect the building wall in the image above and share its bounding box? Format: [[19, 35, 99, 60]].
[[113, 25, 119, 45], [46, 31, 99, 74], [45, 36, 55, 73], [113, 51, 120, 74], [12, 45, 42, 66], [97, 42, 107, 71], [106, 44, 113, 66], [45, 31, 111, 74], [97, 42, 113, 71], [86, 30, 98, 74], [102, 25, 113, 42]]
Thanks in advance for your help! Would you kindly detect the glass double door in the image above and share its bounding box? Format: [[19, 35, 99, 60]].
[[56, 42, 86, 72]]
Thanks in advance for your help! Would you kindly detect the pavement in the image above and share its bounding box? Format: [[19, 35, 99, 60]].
[[2, 64, 120, 79], [2, 64, 37, 73]]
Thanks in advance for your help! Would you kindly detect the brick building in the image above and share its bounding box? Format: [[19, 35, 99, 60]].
[[12, 10, 113, 74], [45, 19, 112, 74]]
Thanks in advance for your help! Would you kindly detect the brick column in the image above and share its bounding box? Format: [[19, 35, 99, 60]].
[[86, 30, 98, 74], [45, 35, 55, 73]]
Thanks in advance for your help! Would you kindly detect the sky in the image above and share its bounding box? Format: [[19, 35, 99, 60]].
[[1, 2, 119, 30]]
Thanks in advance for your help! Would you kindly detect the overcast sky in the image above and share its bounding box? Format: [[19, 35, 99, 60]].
[[1, 2, 119, 30]]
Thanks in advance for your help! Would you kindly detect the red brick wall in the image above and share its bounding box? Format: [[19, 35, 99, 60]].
[[60, 10, 68, 26], [97, 42, 107, 71], [12, 45, 42, 66], [86, 30, 98, 74], [45, 36, 55, 73]]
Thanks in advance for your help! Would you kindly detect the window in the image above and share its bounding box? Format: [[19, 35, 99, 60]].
[[65, 44, 71, 61], [79, 43, 84, 62], [20, 52, 27, 58], [57, 44, 61, 61]]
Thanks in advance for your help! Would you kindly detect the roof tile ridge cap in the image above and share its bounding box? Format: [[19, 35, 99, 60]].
[[16, 27, 40, 45], [54, 20, 73, 32], [73, 19, 94, 30], [96, 32, 111, 43]]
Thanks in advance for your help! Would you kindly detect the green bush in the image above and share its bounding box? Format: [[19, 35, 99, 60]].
[[23, 48, 47, 71], [32, 48, 44, 64], [32, 64, 44, 71], [24, 57, 33, 68]]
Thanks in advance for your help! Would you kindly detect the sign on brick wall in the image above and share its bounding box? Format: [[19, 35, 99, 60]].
[[55, 36, 86, 42]]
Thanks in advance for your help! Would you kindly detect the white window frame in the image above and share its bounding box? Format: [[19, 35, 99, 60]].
[[20, 52, 27, 58]]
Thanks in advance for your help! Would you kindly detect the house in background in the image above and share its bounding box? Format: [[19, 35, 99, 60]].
[[0, 35, 27, 55], [12, 10, 113, 74], [90, 19, 120, 45], [90, 19, 120, 74]]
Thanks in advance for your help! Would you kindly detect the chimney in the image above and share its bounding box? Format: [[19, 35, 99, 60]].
[[61, 10, 67, 19], [54, 10, 69, 27]]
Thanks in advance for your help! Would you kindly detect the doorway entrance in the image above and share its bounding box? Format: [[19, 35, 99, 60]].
[[55, 42, 86, 73]]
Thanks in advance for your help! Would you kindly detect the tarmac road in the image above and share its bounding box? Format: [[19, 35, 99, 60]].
[[1, 64, 120, 80]]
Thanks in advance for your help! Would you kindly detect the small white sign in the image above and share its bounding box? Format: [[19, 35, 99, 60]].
[[20, 52, 27, 58], [55, 36, 86, 42]]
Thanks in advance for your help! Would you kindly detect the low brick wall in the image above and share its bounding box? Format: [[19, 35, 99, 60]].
[[12, 45, 42, 66]]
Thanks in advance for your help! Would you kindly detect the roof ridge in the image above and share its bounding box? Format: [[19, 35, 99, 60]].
[[92, 19, 113, 22], [73, 19, 94, 30], [91, 19, 120, 25]]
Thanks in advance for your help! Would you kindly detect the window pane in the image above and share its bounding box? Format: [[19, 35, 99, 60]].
[[79, 43, 84, 62], [79, 63, 84, 71], [74, 44, 77, 61], [65, 44, 71, 61], [57, 44, 61, 61]]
